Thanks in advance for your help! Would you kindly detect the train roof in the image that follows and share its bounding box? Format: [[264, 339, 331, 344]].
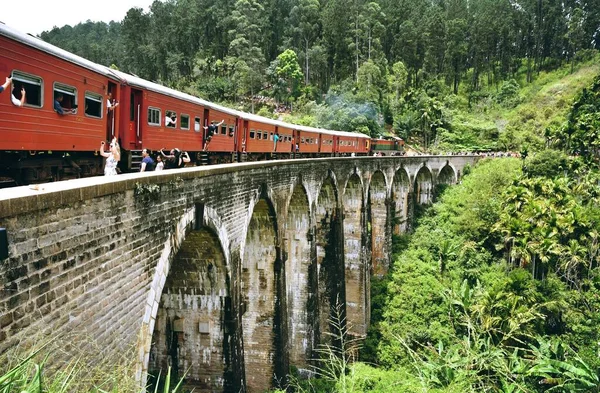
[[0, 22, 120, 81]]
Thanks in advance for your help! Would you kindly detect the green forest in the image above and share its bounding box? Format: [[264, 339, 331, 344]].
[[39, 0, 599, 151]]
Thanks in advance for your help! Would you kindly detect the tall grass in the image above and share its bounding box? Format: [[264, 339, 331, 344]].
[[0, 335, 184, 393]]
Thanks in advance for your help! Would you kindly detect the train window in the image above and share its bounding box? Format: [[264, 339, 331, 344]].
[[194, 117, 201, 132], [180, 114, 190, 130], [165, 110, 177, 128], [229, 125, 234, 136], [53, 83, 77, 113], [270, 132, 274, 141], [221, 125, 227, 135], [263, 132, 268, 140], [148, 107, 161, 126], [11, 70, 42, 108], [315, 138, 319, 144], [84, 92, 103, 118], [301, 137, 305, 144], [250, 130, 255, 139]]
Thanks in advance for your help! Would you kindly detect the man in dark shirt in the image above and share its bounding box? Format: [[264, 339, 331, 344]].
[[203, 119, 225, 151], [54, 93, 74, 115], [140, 148, 155, 172]]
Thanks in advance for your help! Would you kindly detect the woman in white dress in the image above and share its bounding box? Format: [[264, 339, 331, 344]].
[[100, 137, 120, 176]]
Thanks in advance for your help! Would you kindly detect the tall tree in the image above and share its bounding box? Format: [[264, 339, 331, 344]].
[[287, 0, 321, 85]]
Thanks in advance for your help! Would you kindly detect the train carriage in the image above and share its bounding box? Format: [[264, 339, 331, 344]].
[[202, 103, 238, 162], [0, 23, 120, 183]]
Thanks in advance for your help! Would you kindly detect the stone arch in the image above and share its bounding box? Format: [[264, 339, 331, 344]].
[[315, 175, 343, 346], [369, 171, 389, 276], [437, 163, 457, 185], [392, 167, 411, 235], [148, 225, 231, 391], [283, 182, 312, 368], [137, 206, 232, 388], [136, 208, 195, 385], [342, 173, 367, 337], [241, 197, 282, 392], [414, 166, 433, 205]]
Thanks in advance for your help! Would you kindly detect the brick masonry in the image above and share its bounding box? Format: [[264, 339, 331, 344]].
[[0, 155, 477, 393]]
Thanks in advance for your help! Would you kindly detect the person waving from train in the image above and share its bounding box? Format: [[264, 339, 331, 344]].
[[54, 93, 74, 115]]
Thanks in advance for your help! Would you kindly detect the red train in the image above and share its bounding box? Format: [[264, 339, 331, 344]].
[[0, 23, 401, 185]]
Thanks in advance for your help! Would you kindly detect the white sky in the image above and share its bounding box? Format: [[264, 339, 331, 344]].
[[2, 0, 156, 36]]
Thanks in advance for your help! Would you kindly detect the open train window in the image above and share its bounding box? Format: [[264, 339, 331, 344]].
[[315, 138, 319, 144], [11, 70, 42, 108], [221, 125, 227, 135], [53, 82, 77, 113], [84, 92, 103, 118], [301, 137, 305, 143], [180, 114, 190, 130], [165, 110, 177, 128], [250, 130, 255, 139], [194, 117, 201, 132], [262, 132, 268, 140], [148, 107, 161, 126], [270, 132, 274, 141], [229, 125, 234, 136]]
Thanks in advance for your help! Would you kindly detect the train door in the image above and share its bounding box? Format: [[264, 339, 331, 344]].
[[106, 82, 118, 140], [242, 119, 248, 153], [203, 108, 210, 148], [128, 88, 143, 149]]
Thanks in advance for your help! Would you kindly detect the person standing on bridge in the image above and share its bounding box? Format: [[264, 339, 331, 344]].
[[140, 148, 155, 172], [100, 137, 120, 176]]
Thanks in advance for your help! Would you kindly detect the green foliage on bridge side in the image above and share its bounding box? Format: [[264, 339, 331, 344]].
[[372, 155, 600, 393]]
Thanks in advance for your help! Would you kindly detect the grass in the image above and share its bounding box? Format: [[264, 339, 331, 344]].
[[446, 54, 600, 152], [0, 333, 185, 393]]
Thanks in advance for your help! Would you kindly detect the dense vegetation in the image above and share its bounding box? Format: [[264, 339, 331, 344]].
[[39, 0, 599, 150], [280, 75, 600, 392]]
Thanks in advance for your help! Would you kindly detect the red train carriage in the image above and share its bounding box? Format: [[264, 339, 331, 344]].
[[201, 102, 238, 163], [0, 23, 120, 183], [110, 70, 211, 169]]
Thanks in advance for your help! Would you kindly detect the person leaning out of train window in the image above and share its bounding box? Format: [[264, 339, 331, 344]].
[[100, 137, 120, 176], [54, 93, 74, 115], [1, 77, 25, 107], [0, 77, 10, 94], [165, 112, 177, 128], [140, 148, 155, 172]]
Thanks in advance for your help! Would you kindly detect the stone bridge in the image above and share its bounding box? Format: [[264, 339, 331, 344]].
[[0, 155, 476, 392]]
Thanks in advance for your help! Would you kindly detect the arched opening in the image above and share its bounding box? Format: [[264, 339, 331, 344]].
[[391, 168, 411, 235], [284, 183, 312, 368], [415, 166, 433, 205], [438, 164, 456, 186], [148, 227, 231, 392], [369, 171, 389, 276], [315, 177, 344, 346], [241, 198, 282, 392], [342, 173, 367, 337]]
